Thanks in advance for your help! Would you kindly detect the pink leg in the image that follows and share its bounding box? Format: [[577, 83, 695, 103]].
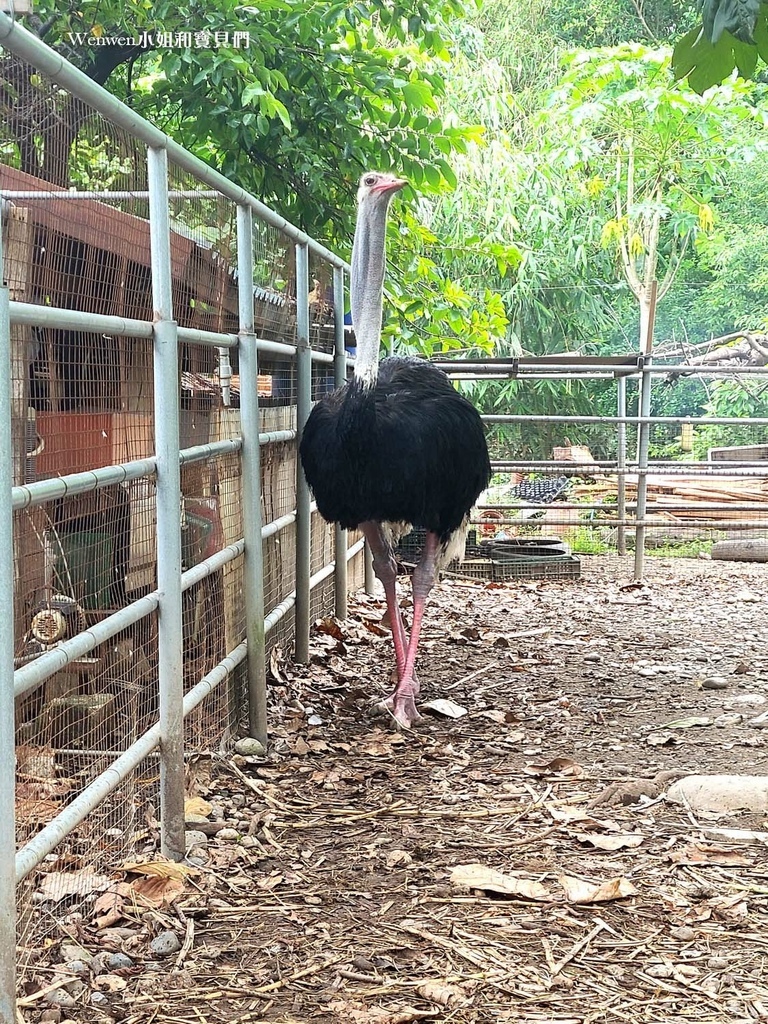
[[386, 531, 440, 728], [360, 522, 409, 679]]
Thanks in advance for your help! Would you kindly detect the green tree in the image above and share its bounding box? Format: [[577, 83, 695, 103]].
[[543, 45, 762, 351], [1, 0, 509, 355]]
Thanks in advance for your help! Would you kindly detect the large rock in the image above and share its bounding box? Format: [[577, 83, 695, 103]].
[[667, 774, 768, 813]]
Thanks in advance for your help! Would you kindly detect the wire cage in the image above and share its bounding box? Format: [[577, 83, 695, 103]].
[[0, 24, 364, 1006]]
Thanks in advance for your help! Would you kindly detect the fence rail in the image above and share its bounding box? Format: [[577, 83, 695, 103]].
[[0, 13, 364, 1020]]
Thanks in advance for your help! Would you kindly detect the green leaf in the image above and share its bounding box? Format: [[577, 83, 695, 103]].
[[732, 34, 759, 76], [436, 159, 457, 188], [424, 164, 441, 187], [672, 25, 705, 79], [753, 5, 768, 61]]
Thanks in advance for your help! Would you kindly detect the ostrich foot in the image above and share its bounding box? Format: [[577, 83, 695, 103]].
[[377, 688, 421, 729]]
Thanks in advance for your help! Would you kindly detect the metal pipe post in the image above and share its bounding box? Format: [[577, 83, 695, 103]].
[[236, 205, 267, 744], [633, 361, 653, 579], [147, 146, 185, 862], [0, 207, 18, 1024], [616, 375, 627, 556], [332, 265, 348, 619], [364, 543, 376, 597], [294, 243, 312, 663]]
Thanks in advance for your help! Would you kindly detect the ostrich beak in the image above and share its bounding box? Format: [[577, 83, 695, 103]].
[[372, 176, 407, 195]]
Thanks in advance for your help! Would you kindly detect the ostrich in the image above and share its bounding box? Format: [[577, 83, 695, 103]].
[[299, 171, 491, 727]]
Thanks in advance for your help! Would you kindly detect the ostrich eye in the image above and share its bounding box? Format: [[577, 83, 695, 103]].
[[364, 175, 376, 186]]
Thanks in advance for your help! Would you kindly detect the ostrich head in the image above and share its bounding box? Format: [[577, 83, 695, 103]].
[[351, 171, 407, 385], [356, 170, 407, 205]]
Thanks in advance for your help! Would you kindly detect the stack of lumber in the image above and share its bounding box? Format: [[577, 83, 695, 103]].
[[573, 476, 768, 521]]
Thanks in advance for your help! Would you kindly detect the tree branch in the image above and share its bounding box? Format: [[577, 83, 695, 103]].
[[616, 148, 642, 296]]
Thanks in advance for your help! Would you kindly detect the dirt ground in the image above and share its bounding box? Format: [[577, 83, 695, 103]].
[[34, 555, 768, 1024]]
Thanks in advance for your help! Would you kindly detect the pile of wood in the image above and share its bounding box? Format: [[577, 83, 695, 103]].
[[574, 475, 768, 522]]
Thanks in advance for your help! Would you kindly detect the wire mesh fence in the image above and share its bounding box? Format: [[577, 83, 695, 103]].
[[473, 367, 768, 566], [0, 18, 365, 1013]]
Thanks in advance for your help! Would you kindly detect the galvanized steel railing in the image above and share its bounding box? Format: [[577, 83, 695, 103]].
[[0, 13, 360, 1020]]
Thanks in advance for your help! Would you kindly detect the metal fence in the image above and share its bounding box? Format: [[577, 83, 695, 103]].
[[0, 14, 365, 1018], [438, 356, 768, 575]]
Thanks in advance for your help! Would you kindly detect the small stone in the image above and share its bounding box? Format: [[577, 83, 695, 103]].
[[307, 714, 324, 726], [149, 930, 182, 957], [676, 964, 700, 978], [217, 828, 240, 841], [240, 835, 258, 848], [90, 991, 110, 1008], [708, 956, 729, 970], [670, 925, 696, 941], [185, 829, 208, 850], [60, 943, 91, 963], [714, 713, 742, 728], [63, 959, 90, 977], [40, 1010, 62, 1023], [107, 952, 133, 970], [702, 676, 729, 690], [44, 990, 76, 1009], [234, 737, 266, 757], [645, 963, 673, 979], [584, 654, 601, 663], [90, 951, 112, 975], [64, 980, 85, 999]]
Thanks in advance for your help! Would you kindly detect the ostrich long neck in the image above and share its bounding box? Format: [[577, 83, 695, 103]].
[[351, 197, 390, 386]]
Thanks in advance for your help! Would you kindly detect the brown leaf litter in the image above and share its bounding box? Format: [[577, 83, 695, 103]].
[[21, 555, 768, 1023]]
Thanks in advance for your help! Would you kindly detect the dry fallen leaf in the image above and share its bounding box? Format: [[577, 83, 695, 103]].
[[385, 849, 413, 868], [120, 859, 193, 880], [573, 833, 644, 851], [131, 874, 186, 908], [546, 804, 595, 824], [667, 844, 753, 867], [93, 973, 127, 993], [421, 698, 468, 719], [39, 868, 111, 901], [663, 716, 714, 730], [184, 796, 212, 819], [416, 980, 467, 1006], [524, 756, 584, 778], [15, 797, 60, 824], [316, 616, 347, 640], [257, 872, 284, 891], [93, 882, 132, 928], [450, 863, 550, 901], [559, 874, 638, 904]]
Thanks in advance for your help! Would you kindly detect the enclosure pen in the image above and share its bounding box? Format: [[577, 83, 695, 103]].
[[3, 6, 768, 1018], [0, 9, 364, 1016]]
